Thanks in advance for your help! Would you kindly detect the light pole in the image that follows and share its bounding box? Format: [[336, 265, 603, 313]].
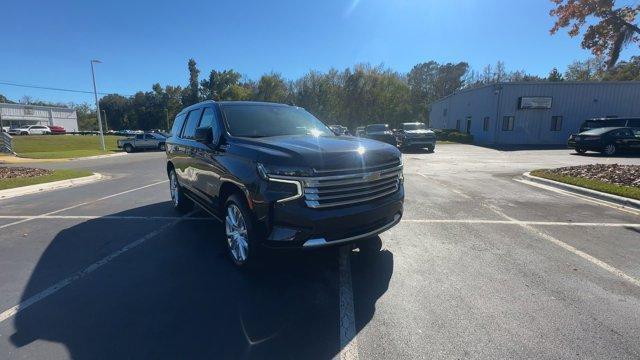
[[101, 109, 109, 132], [90, 59, 106, 151]]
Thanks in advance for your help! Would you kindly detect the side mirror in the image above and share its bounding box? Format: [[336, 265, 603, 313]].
[[194, 127, 213, 144]]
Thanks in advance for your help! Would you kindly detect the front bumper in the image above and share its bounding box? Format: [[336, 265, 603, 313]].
[[401, 137, 436, 147], [263, 184, 404, 249]]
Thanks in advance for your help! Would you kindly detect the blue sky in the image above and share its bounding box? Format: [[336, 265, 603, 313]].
[[1, 0, 638, 104]]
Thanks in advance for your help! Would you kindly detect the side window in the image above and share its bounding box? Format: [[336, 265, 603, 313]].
[[135, 134, 144, 140], [502, 116, 514, 131], [170, 113, 187, 136], [483, 117, 490, 132], [181, 109, 203, 139], [550, 116, 562, 131], [627, 119, 640, 128], [198, 107, 219, 136]]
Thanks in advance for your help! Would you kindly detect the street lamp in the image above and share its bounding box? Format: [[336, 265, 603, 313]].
[[90, 59, 106, 151]]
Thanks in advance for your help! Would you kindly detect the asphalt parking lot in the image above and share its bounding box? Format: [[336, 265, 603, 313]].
[[0, 144, 639, 359]]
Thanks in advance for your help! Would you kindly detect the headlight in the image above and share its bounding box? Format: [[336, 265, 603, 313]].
[[257, 163, 314, 178], [257, 163, 304, 203]]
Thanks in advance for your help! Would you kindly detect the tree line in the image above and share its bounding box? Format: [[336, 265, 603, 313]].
[[2, 56, 640, 132]]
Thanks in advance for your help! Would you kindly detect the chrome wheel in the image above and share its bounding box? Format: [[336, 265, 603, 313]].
[[225, 204, 249, 264], [604, 144, 616, 156], [170, 171, 179, 207]]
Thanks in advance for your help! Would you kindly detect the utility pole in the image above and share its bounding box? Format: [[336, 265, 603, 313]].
[[101, 109, 109, 132], [90, 59, 106, 151]]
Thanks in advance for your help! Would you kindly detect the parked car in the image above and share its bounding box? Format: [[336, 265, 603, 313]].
[[166, 101, 404, 267], [8, 125, 51, 135], [117, 132, 167, 152], [568, 127, 640, 155], [395, 122, 436, 151], [579, 117, 640, 133], [363, 124, 397, 146], [355, 126, 366, 137], [329, 125, 350, 136], [48, 125, 66, 135]]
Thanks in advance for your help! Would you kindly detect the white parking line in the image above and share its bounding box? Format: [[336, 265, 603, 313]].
[[0, 180, 168, 231], [483, 203, 640, 289], [0, 211, 193, 324], [401, 219, 640, 227], [0, 215, 213, 221], [338, 246, 359, 360]]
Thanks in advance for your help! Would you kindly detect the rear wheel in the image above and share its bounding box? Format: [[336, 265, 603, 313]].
[[602, 144, 616, 156], [20, 132, 28, 136], [124, 144, 134, 153], [224, 194, 260, 268], [575, 147, 587, 154], [158, 143, 166, 151], [426, 145, 434, 152], [169, 168, 193, 213]]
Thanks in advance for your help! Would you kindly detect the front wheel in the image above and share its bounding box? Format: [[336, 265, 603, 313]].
[[602, 144, 616, 156], [224, 194, 260, 268], [123, 144, 134, 153], [575, 148, 587, 154], [426, 146, 435, 152]]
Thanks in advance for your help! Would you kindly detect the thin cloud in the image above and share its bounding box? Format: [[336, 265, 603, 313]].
[[344, 0, 361, 17]]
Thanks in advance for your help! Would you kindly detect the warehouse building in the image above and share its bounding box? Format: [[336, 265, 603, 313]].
[[429, 82, 640, 145], [0, 103, 79, 132]]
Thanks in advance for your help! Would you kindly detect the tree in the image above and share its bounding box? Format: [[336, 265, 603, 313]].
[[256, 73, 289, 103], [0, 94, 11, 103], [564, 57, 605, 80], [200, 69, 242, 100], [601, 55, 640, 80], [548, 67, 565, 81], [182, 58, 201, 106], [550, 0, 640, 69]]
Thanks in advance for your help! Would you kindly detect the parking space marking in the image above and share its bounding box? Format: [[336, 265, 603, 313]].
[[0, 180, 169, 231], [338, 246, 359, 360], [515, 178, 640, 216], [401, 219, 640, 227], [0, 215, 213, 221], [483, 203, 640, 289], [0, 211, 193, 324]]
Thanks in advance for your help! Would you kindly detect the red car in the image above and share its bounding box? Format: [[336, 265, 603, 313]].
[[49, 125, 66, 135]]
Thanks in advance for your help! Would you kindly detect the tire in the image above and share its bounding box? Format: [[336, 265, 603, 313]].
[[20, 132, 28, 136], [602, 144, 616, 156], [357, 236, 383, 253], [169, 168, 193, 213], [224, 194, 261, 268], [158, 143, 166, 151], [575, 148, 587, 154], [426, 146, 434, 153], [123, 144, 134, 153]]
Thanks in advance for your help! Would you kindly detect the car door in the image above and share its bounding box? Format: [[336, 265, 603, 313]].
[[189, 105, 226, 208], [176, 108, 204, 191]]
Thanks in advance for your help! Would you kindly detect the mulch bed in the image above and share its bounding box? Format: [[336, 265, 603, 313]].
[[0, 167, 53, 180], [544, 164, 640, 188]]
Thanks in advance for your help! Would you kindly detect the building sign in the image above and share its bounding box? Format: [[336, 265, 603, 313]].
[[518, 97, 552, 109]]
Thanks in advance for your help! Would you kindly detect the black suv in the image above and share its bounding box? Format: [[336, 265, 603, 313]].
[[364, 124, 397, 146], [166, 101, 404, 267]]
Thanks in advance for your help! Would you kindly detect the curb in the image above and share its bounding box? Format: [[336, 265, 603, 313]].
[[522, 172, 640, 211], [70, 152, 126, 161], [0, 173, 104, 200]]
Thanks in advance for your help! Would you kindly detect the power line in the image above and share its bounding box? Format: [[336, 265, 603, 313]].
[[0, 80, 130, 96]]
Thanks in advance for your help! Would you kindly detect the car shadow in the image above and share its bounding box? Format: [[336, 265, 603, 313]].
[[8, 202, 393, 359], [569, 152, 640, 158], [400, 147, 434, 154]]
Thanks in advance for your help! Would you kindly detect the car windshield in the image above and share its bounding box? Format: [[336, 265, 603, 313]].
[[403, 123, 426, 130], [220, 104, 333, 137], [366, 124, 389, 132]]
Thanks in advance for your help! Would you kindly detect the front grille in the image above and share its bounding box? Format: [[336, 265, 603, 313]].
[[301, 161, 402, 209]]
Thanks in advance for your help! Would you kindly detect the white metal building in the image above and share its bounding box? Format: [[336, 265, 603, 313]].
[[429, 82, 640, 145], [0, 103, 79, 132]]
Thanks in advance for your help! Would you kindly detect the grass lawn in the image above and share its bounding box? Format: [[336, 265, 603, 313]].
[[531, 169, 640, 201], [0, 169, 93, 190], [12, 135, 122, 159]]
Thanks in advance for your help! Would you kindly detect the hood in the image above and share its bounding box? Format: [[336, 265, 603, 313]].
[[232, 135, 400, 171]]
